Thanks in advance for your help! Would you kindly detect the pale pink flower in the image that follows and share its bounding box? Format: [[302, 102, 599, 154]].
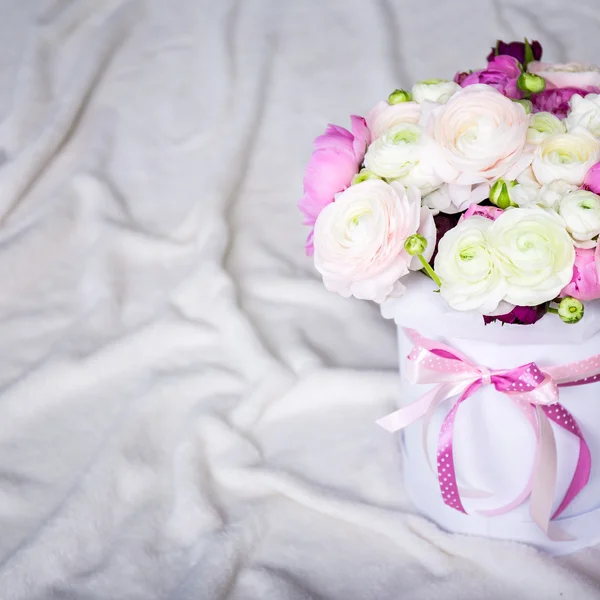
[[313, 180, 426, 303]]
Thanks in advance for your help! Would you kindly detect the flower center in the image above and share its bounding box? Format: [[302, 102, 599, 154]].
[[391, 129, 419, 145]]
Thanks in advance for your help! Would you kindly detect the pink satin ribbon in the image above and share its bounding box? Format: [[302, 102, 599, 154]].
[[377, 328, 600, 540]]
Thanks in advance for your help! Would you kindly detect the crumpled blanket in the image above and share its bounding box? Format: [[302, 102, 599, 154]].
[[0, 0, 599, 598]]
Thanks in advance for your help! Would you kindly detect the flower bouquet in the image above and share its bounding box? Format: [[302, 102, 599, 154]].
[[299, 39, 600, 554]]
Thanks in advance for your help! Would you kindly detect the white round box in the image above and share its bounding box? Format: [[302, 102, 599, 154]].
[[381, 274, 600, 555]]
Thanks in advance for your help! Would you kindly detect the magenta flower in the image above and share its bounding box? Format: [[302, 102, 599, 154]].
[[561, 247, 600, 301], [486, 40, 543, 64], [459, 55, 524, 99], [582, 162, 600, 194], [461, 203, 504, 222], [531, 87, 600, 119], [430, 212, 461, 264], [298, 116, 371, 255], [483, 305, 547, 325]]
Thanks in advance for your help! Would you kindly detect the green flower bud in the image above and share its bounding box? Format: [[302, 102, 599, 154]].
[[517, 72, 546, 94], [388, 89, 412, 104], [558, 297, 584, 324], [351, 169, 380, 185], [489, 179, 518, 209], [513, 98, 533, 114], [404, 234, 428, 256]]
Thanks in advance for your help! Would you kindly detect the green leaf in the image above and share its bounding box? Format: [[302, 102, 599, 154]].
[[524, 38, 534, 67]]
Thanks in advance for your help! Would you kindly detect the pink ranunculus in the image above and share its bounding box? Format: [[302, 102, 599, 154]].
[[528, 61, 600, 90], [313, 180, 423, 303], [561, 247, 600, 301], [461, 203, 504, 221], [582, 162, 600, 194], [298, 116, 371, 255], [531, 87, 600, 119], [459, 55, 524, 99], [426, 85, 531, 187]]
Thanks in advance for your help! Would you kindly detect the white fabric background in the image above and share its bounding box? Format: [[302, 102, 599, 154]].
[[1, 0, 600, 598]]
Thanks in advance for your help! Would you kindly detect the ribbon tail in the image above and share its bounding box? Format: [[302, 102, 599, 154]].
[[376, 384, 448, 433], [530, 407, 574, 542], [418, 382, 492, 499], [478, 402, 539, 517], [421, 383, 460, 473], [542, 405, 592, 520]]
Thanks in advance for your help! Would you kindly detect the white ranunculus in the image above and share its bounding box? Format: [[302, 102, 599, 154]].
[[366, 101, 421, 139], [424, 84, 532, 186], [511, 179, 577, 210], [491, 208, 575, 306], [558, 189, 600, 247], [565, 94, 600, 137], [363, 124, 443, 194], [313, 180, 422, 303], [363, 123, 422, 179], [422, 182, 490, 214], [411, 79, 461, 104], [527, 111, 566, 145], [434, 216, 506, 313], [532, 129, 600, 186]]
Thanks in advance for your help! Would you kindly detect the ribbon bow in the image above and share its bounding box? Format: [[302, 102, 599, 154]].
[[377, 329, 598, 540]]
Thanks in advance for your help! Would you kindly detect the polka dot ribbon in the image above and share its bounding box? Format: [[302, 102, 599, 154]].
[[376, 328, 596, 541]]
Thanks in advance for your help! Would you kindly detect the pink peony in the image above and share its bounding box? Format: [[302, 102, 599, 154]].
[[582, 162, 600, 194], [561, 247, 600, 301], [299, 116, 371, 255], [461, 203, 504, 221], [531, 87, 600, 119], [459, 55, 523, 99]]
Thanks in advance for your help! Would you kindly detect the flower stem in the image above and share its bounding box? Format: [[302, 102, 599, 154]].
[[418, 255, 442, 288], [547, 307, 559, 314]]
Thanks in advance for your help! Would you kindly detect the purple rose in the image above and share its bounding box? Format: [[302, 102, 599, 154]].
[[531, 87, 600, 119], [430, 212, 461, 264], [483, 304, 547, 326], [486, 40, 543, 64], [459, 55, 523, 99]]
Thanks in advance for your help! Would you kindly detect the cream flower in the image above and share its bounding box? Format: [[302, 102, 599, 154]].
[[422, 182, 489, 214], [532, 129, 600, 186], [366, 101, 421, 139], [491, 208, 575, 306], [511, 179, 577, 210], [411, 79, 461, 104], [434, 216, 506, 313], [527, 112, 566, 145], [565, 94, 600, 137], [363, 124, 443, 194], [425, 84, 532, 186], [558, 190, 600, 248], [313, 180, 422, 303], [363, 123, 422, 179]]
